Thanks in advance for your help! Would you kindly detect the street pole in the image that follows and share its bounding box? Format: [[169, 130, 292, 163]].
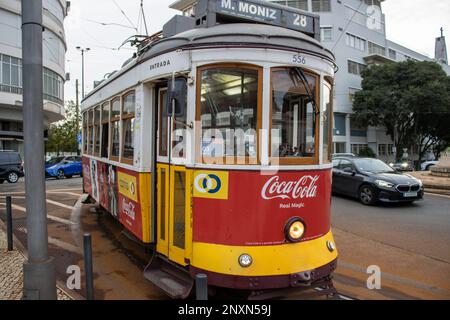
[[21, 0, 57, 300], [76, 47, 90, 99], [76, 79, 80, 155], [81, 50, 85, 99]]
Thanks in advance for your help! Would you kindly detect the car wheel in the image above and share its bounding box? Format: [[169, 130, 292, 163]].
[[7, 172, 19, 184], [359, 185, 377, 206], [57, 170, 65, 180]]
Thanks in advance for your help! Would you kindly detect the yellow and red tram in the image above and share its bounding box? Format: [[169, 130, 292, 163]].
[[81, 0, 338, 298]]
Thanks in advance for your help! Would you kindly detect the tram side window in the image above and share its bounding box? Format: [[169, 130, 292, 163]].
[[94, 106, 101, 156], [199, 66, 260, 164], [82, 112, 88, 154], [110, 98, 121, 161], [323, 80, 333, 163], [101, 102, 110, 158], [88, 109, 94, 155], [122, 92, 135, 163], [271, 68, 318, 164]]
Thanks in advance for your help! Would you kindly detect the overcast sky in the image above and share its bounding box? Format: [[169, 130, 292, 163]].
[[63, 0, 450, 102]]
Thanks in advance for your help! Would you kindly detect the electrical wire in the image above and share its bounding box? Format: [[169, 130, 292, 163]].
[[112, 0, 138, 32]]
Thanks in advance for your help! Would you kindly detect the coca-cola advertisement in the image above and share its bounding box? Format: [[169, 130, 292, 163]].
[[193, 169, 332, 246]]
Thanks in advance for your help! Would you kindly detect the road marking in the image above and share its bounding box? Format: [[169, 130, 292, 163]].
[[46, 199, 75, 210], [0, 203, 75, 226], [48, 191, 82, 197], [17, 227, 81, 254]]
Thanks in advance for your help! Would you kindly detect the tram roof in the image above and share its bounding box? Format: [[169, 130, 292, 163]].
[[138, 22, 335, 63], [83, 23, 335, 104]]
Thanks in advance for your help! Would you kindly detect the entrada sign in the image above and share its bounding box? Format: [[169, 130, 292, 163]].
[[215, 0, 317, 37]]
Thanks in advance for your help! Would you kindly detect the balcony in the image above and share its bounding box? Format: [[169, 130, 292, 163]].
[[364, 47, 396, 65]]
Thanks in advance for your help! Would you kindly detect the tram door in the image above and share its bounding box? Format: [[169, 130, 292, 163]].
[[155, 86, 190, 266]]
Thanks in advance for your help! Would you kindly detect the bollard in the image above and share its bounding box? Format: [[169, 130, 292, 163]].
[[6, 196, 13, 251], [196, 273, 208, 301], [83, 233, 94, 300]]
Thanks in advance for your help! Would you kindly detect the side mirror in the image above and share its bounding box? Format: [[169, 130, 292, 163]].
[[166, 78, 187, 117]]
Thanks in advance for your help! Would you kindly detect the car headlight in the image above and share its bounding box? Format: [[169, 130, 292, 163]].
[[285, 217, 306, 243], [375, 180, 395, 189], [401, 163, 409, 168]]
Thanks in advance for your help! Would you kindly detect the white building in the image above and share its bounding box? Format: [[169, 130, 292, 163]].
[[170, 0, 450, 162], [0, 0, 68, 155]]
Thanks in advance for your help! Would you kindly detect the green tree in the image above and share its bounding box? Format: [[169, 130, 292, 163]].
[[46, 100, 81, 155], [352, 60, 450, 161]]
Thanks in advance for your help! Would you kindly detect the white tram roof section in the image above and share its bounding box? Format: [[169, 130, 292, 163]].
[[82, 23, 335, 111]]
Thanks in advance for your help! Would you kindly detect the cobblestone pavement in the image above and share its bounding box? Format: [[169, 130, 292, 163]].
[[0, 226, 72, 300]]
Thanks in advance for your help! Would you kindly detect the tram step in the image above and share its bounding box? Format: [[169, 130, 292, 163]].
[[144, 254, 194, 299]]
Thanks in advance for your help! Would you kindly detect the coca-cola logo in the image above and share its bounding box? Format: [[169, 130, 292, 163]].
[[122, 199, 136, 220], [261, 175, 319, 200]]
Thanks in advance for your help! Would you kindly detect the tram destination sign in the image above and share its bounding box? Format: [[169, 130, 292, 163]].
[[196, 0, 319, 39]]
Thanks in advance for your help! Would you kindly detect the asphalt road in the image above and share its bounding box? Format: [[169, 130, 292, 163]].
[[1, 178, 449, 300]]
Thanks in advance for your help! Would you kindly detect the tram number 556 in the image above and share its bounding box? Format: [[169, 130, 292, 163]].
[[293, 14, 308, 28], [293, 54, 306, 65]]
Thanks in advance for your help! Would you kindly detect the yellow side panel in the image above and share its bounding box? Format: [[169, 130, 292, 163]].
[[191, 231, 338, 276], [139, 172, 152, 244]]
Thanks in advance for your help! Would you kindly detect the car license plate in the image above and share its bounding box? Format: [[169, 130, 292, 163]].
[[404, 192, 418, 198]]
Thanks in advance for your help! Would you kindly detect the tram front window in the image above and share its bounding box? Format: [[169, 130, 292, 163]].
[[271, 68, 318, 163], [199, 66, 260, 163]]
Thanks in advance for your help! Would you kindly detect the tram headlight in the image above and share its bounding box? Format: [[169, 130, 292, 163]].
[[238, 254, 253, 268], [285, 217, 306, 243]]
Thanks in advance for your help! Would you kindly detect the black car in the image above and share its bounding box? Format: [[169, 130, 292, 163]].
[[332, 157, 424, 205], [0, 151, 24, 184]]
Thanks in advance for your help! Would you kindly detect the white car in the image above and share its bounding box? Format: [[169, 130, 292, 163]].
[[421, 161, 438, 171]]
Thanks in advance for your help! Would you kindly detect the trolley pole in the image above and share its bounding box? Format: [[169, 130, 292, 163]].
[[21, 0, 57, 300]]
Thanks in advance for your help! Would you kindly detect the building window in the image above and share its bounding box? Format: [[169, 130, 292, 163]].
[[0, 53, 63, 101], [348, 60, 366, 75], [334, 114, 346, 136], [364, 0, 381, 7], [349, 87, 360, 102], [350, 119, 367, 137], [101, 102, 110, 158], [352, 144, 368, 155], [273, 0, 308, 11], [271, 67, 319, 164], [122, 92, 136, 163], [312, 0, 331, 12], [321, 27, 333, 42], [378, 144, 387, 156], [389, 49, 397, 60], [182, 5, 196, 17], [346, 33, 366, 51], [368, 41, 386, 56], [199, 65, 261, 164], [110, 98, 121, 161]]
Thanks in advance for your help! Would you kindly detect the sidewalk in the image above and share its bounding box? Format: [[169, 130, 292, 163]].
[[0, 222, 73, 300], [411, 171, 450, 195]]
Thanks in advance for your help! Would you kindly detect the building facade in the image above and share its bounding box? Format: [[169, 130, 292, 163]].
[[170, 0, 450, 162], [0, 0, 68, 156]]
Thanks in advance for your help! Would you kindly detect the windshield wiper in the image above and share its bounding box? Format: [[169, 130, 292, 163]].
[[294, 68, 319, 137]]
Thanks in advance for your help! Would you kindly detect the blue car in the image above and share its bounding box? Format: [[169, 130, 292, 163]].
[[45, 156, 83, 179]]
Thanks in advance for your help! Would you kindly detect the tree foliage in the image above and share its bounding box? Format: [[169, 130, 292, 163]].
[[352, 60, 450, 161], [46, 100, 80, 155]]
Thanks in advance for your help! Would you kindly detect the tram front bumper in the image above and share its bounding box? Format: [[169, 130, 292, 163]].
[[189, 231, 338, 290]]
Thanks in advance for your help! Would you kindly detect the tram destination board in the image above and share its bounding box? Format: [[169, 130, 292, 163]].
[[196, 0, 320, 40]]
